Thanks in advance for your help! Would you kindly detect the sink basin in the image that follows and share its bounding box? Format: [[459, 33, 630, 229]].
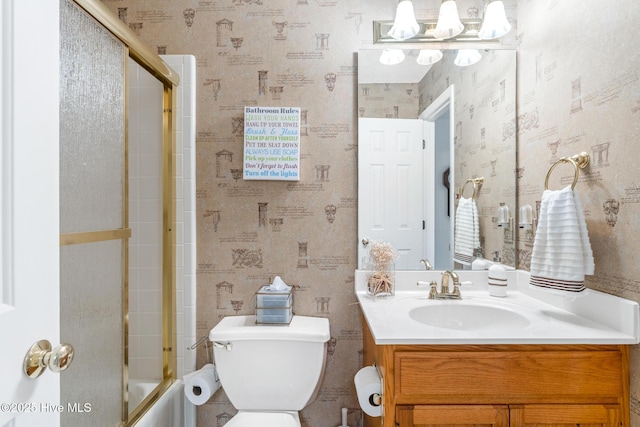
[[355, 269, 640, 344], [409, 302, 531, 331]]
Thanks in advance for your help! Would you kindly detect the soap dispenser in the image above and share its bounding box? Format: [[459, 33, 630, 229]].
[[488, 264, 507, 297]]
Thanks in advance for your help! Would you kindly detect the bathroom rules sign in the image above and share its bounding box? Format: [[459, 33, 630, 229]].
[[243, 106, 301, 181]]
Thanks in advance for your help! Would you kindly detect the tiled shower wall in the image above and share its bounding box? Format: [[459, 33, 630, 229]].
[[161, 54, 198, 381], [128, 57, 165, 382], [102, 0, 640, 425], [162, 54, 198, 427], [128, 54, 197, 386]]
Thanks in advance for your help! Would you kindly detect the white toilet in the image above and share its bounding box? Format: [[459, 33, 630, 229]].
[[209, 315, 330, 427]]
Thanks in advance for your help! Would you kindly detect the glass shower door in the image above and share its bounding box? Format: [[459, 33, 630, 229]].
[[59, 0, 126, 424]]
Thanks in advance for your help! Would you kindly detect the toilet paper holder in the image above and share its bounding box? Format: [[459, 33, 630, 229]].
[[354, 365, 383, 417], [369, 393, 382, 406]]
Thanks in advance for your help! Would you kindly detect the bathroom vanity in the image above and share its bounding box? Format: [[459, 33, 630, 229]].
[[356, 270, 639, 427]]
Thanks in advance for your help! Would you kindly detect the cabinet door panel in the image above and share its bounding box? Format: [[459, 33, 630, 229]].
[[397, 405, 509, 427], [395, 350, 622, 403], [509, 404, 621, 427]]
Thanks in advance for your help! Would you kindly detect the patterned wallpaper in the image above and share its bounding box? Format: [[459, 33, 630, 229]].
[[358, 82, 420, 119], [420, 50, 517, 267], [516, 0, 640, 423], [101, 0, 640, 425]]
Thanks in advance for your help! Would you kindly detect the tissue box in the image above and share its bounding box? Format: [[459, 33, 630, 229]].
[[255, 285, 293, 325], [255, 307, 293, 324]]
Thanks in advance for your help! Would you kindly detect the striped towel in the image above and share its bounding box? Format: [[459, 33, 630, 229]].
[[529, 185, 594, 293], [454, 196, 480, 266]]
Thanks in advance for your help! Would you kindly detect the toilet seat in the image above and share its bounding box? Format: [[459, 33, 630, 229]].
[[225, 411, 300, 427]]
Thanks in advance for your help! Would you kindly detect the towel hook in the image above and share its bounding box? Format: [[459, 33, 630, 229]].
[[544, 152, 590, 190], [460, 177, 484, 200]]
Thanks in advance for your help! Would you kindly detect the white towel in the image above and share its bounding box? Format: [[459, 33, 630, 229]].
[[454, 196, 480, 266], [529, 185, 594, 293]]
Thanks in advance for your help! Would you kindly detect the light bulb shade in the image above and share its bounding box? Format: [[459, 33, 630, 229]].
[[454, 49, 482, 66], [388, 1, 420, 41], [497, 203, 510, 226], [479, 0, 511, 39], [416, 49, 443, 65], [379, 49, 406, 65], [433, 1, 464, 39], [519, 204, 533, 229]]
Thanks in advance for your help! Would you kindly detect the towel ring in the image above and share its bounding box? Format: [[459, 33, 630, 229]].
[[544, 152, 590, 190], [460, 177, 484, 200]]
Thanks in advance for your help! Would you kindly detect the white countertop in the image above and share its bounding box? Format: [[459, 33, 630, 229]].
[[356, 269, 640, 345]]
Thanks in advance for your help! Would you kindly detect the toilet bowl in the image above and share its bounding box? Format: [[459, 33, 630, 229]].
[[209, 315, 330, 426]]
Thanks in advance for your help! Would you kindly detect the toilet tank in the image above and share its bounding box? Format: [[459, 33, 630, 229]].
[[209, 315, 330, 411]]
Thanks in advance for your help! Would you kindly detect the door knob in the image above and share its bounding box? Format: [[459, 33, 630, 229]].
[[23, 340, 75, 379], [362, 237, 369, 247]]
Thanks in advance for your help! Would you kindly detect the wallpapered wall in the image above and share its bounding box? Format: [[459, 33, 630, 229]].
[[419, 50, 517, 267], [358, 82, 419, 119], [101, 0, 640, 425], [516, 0, 640, 423]]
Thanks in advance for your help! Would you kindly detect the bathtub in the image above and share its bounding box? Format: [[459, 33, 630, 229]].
[[131, 379, 186, 427]]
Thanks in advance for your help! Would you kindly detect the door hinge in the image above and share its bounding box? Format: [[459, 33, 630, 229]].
[[422, 139, 425, 149], [422, 220, 426, 230]]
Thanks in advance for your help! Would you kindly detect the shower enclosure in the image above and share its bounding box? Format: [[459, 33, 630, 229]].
[[59, 0, 180, 425]]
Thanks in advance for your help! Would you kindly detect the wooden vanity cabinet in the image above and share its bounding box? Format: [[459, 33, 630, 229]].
[[362, 320, 630, 427]]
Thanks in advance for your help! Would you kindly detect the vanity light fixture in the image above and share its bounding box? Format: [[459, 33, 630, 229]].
[[373, 0, 513, 44], [519, 204, 533, 230], [416, 49, 443, 65], [519, 204, 535, 240], [433, 0, 464, 39], [497, 203, 510, 228], [379, 48, 406, 65], [478, 0, 511, 40], [388, 0, 420, 41], [454, 49, 482, 66]]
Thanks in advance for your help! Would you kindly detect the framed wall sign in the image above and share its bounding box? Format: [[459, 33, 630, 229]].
[[243, 106, 301, 181]]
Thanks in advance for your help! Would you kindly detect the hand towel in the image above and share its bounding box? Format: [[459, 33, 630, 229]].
[[454, 196, 480, 266], [529, 185, 594, 293]]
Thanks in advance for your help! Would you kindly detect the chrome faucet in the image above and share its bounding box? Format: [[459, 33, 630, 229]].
[[418, 271, 462, 300], [420, 259, 433, 270]]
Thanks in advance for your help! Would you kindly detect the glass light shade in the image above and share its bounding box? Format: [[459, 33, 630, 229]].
[[388, 1, 420, 41], [416, 49, 443, 65], [454, 49, 482, 66], [519, 204, 533, 229], [497, 203, 510, 227], [479, 0, 511, 39], [379, 49, 406, 65], [433, 1, 464, 40]]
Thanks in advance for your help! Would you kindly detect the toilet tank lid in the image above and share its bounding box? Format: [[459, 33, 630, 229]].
[[209, 315, 330, 343]]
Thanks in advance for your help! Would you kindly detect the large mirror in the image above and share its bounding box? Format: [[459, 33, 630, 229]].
[[357, 49, 516, 270]]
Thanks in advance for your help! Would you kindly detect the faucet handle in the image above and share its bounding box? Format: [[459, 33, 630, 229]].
[[451, 280, 471, 299], [417, 280, 438, 299], [428, 281, 438, 299], [451, 281, 462, 298]]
